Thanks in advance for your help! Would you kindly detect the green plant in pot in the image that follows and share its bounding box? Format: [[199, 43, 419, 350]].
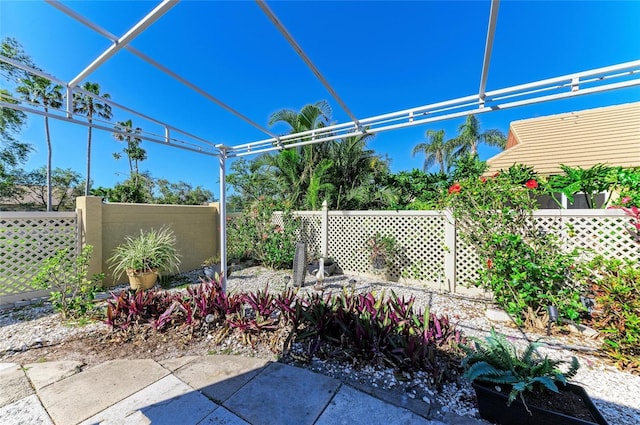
[[461, 329, 608, 425], [365, 232, 397, 273], [108, 227, 181, 290]]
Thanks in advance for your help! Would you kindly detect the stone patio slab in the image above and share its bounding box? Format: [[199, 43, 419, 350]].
[[315, 384, 433, 425], [0, 394, 53, 425], [223, 362, 339, 425], [173, 355, 268, 403], [80, 375, 216, 425], [38, 359, 169, 425], [159, 356, 199, 372], [25, 360, 84, 390], [0, 363, 34, 408], [199, 406, 250, 425]]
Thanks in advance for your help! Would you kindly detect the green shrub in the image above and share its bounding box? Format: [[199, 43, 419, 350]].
[[578, 256, 640, 371], [31, 245, 104, 319], [445, 162, 586, 324], [227, 198, 299, 269], [477, 233, 585, 322]]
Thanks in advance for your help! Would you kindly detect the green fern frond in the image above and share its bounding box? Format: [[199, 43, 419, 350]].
[[461, 328, 581, 403]]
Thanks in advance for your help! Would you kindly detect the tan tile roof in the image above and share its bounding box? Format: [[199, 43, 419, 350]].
[[486, 102, 640, 175]]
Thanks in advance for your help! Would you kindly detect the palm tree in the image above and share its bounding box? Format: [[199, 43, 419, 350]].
[[258, 149, 306, 206], [452, 114, 506, 157], [412, 129, 455, 174], [113, 119, 146, 181], [267, 101, 333, 206], [73, 82, 112, 196], [268, 100, 332, 136], [16, 76, 63, 211], [327, 133, 384, 209]]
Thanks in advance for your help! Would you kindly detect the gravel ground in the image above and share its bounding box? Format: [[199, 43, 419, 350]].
[[1, 266, 639, 424]]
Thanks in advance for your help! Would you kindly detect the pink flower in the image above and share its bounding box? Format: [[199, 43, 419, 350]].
[[621, 196, 632, 204], [525, 179, 538, 189]]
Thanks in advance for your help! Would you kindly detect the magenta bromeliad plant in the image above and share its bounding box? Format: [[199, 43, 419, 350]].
[[294, 289, 463, 377], [104, 277, 463, 378]]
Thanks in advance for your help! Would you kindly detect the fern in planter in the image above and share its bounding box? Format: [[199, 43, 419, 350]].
[[461, 328, 580, 406]]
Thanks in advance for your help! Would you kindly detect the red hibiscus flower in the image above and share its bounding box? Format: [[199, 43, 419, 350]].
[[448, 183, 461, 194], [480, 176, 487, 183], [525, 179, 538, 189], [487, 259, 493, 269]]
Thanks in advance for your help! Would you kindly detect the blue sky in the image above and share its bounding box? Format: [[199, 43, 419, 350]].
[[1, 0, 639, 200]]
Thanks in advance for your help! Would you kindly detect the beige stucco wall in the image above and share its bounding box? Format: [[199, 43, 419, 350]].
[[77, 196, 219, 286]]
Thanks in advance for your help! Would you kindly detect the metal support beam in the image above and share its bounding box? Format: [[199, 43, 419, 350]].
[[0, 54, 220, 149], [47, 0, 277, 138], [229, 59, 640, 156], [0, 99, 220, 157], [256, 0, 362, 128], [479, 0, 500, 105], [218, 149, 228, 293], [68, 0, 178, 88]]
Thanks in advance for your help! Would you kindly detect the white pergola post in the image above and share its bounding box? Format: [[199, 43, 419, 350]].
[[318, 199, 329, 280], [218, 149, 228, 293]]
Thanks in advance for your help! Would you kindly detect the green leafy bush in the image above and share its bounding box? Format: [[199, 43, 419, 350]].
[[227, 198, 299, 269], [477, 233, 584, 321], [578, 256, 640, 371], [446, 162, 586, 323], [31, 245, 104, 319], [461, 329, 580, 406]]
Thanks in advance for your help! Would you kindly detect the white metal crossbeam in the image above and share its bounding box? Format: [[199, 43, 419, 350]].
[[68, 0, 178, 88], [479, 0, 500, 105], [228, 59, 640, 157], [46, 0, 277, 139], [256, 0, 362, 129]]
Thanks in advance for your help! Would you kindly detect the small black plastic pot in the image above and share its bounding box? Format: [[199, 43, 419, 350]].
[[472, 382, 608, 425]]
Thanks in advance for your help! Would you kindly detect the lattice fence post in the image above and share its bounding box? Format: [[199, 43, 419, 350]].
[[443, 210, 456, 292]]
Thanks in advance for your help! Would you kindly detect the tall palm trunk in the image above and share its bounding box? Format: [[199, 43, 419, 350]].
[[44, 110, 52, 211], [85, 117, 92, 196]]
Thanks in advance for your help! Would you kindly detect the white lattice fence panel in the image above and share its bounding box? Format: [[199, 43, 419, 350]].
[[0, 212, 78, 298], [538, 211, 640, 262], [455, 236, 482, 286], [327, 212, 446, 283], [455, 210, 637, 287], [273, 212, 322, 259]]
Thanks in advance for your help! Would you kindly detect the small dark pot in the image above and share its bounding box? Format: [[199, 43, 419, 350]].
[[203, 264, 221, 279], [472, 382, 608, 425], [307, 260, 336, 277]]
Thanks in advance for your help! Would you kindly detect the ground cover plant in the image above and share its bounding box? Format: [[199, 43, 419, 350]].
[[103, 276, 463, 384], [577, 256, 640, 372]]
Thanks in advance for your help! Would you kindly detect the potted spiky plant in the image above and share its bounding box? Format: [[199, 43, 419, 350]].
[[108, 227, 181, 290], [461, 329, 608, 425]]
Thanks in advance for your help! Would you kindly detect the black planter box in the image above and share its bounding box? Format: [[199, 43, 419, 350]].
[[472, 382, 608, 425]]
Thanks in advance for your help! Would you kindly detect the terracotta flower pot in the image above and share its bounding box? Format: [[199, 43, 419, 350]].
[[126, 269, 158, 290]]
